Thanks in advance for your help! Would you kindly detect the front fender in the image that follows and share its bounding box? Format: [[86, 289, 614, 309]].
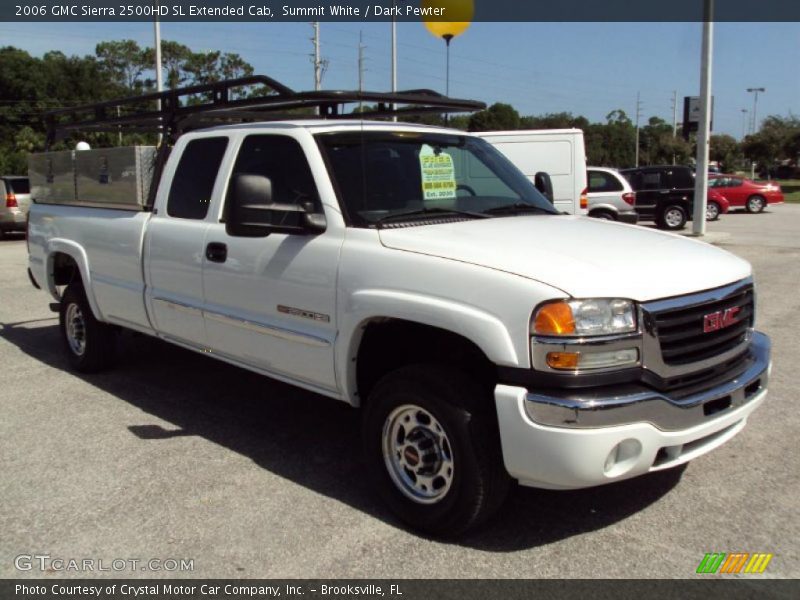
[[45, 239, 104, 321], [336, 288, 519, 405]]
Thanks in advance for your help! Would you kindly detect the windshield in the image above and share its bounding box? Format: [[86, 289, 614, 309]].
[[316, 131, 558, 227]]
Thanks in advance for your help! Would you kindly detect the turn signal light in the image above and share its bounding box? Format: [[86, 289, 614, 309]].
[[5, 193, 17, 208], [534, 301, 575, 335], [546, 352, 580, 369], [580, 188, 588, 209]]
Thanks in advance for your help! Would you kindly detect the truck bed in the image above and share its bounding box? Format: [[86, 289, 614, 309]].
[[28, 203, 153, 332]]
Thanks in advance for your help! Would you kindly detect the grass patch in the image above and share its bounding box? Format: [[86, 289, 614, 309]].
[[779, 180, 800, 203], [752, 179, 800, 203]]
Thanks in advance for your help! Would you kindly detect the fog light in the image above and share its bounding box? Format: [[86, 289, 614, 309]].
[[578, 348, 639, 370], [603, 439, 642, 477]]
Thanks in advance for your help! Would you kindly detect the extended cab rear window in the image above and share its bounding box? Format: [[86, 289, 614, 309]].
[[167, 137, 228, 219]]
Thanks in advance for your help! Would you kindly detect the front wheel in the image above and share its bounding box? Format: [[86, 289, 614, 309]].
[[656, 204, 687, 230], [59, 283, 116, 372], [746, 195, 766, 213], [363, 365, 509, 536]]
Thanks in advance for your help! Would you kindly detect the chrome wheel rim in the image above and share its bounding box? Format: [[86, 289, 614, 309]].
[[65, 303, 86, 356], [748, 197, 764, 212], [706, 203, 719, 220], [665, 209, 683, 228], [382, 404, 454, 504]]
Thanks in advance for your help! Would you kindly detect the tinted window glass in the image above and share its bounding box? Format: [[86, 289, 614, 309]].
[[669, 168, 695, 189], [225, 135, 319, 227], [642, 172, 663, 190], [167, 137, 228, 219], [318, 132, 555, 226], [588, 171, 623, 193], [729, 178, 743, 187], [6, 178, 30, 194]]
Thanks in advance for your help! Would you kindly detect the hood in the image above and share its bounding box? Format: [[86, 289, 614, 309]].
[[378, 216, 751, 301]]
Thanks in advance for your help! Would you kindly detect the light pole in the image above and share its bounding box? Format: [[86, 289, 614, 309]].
[[741, 108, 748, 140], [391, 1, 397, 121], [746, 87, 765, 134], [692, 0, 714, 236]]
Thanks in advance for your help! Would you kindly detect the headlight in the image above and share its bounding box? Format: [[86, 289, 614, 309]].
[[533, 298, 637, 336]]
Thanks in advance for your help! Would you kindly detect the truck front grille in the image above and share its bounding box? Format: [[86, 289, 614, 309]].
[[650, 285, 754, 366]]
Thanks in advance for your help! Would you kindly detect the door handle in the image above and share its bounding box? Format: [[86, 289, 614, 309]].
[[205, 242, 227, 263]]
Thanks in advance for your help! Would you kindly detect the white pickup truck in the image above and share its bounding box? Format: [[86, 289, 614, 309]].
[[26, 80, 771, 535]]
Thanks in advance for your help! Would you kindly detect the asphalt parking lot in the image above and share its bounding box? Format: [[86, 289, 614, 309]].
[[1, 206, 798, 579]]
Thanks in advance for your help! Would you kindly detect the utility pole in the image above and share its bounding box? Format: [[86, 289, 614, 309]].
[[634, 92, 643, 167], [741, 108, 749, 140], [746, 87, 765, 134], [671, 90, 678, 137], [153, 1, 163, 145], [313, 22, 321, 91], [692, 0, 714, 236], [671, 90, 678, 165], [358, 31, 366, 112]]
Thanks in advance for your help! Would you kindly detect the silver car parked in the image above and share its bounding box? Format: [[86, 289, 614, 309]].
[[0, 176, 31, 238], [586, 167, 639, 224]]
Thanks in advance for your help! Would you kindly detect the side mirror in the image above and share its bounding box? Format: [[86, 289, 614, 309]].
[[226, 174, 327, 237], [534, 171, 554, 204]]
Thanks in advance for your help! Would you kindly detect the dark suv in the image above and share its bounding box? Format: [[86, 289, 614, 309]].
[[618, 166, 695, 230]]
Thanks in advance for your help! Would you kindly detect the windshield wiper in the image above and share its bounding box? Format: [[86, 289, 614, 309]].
[[375, 207, 490, 228], [483, 203, 554, 216]]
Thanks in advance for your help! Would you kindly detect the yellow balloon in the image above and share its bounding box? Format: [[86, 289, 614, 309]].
[[421, 0, 474, 40]]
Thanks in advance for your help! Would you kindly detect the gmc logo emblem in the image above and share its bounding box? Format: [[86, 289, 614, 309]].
[[703, 306, 741, 333]]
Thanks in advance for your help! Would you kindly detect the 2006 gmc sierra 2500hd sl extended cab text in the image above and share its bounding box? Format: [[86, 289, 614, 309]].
[[25, 77, 771, 535]]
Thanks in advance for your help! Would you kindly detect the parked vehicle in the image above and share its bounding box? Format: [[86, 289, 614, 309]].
[[474, 129, 588, 215], [26, 77, 771, 535], [618, 165, 697, 230], [705, 188, 730, 221], [709, 174, 785, 213], [586, 167, 638, 223], [0, 176, 31, 238]]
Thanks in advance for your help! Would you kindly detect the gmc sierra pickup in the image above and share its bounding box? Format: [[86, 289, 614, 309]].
[[26, 79, 771, 535]]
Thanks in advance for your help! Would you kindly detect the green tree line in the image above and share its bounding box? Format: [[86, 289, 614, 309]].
[[2, 42, 799, 175]]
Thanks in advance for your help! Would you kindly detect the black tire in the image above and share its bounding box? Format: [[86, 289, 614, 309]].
[[59, 283, 116, 373], [590, 210, 616, 221], [746, 195, 766, 213], [362, 364, 510, 536], [706, 201, 721, 221], [656, 204, 687, 230]]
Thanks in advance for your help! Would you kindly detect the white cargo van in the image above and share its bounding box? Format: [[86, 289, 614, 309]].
[[475, 129, 588, 215]]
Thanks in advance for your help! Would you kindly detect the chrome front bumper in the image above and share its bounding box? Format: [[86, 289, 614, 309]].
[[525, 331, 771, 431]]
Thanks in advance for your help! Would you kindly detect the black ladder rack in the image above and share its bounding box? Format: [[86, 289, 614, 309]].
[[43, 74, 486, 147]]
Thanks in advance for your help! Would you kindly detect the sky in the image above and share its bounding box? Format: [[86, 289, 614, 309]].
[[2, 20, 798, 138]]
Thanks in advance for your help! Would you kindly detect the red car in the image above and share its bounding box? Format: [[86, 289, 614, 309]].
[[709, 174, 785, 213], [706, 188, 730, 221]]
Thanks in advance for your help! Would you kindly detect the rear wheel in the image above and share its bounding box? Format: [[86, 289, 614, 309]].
[[656, 204, 687, 230], [706, 201, 721, 221], [363, 364, 510, 536], [590, 210, 616, 221], [746, 195, 766, 213], [59, 283, 116, 372]]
